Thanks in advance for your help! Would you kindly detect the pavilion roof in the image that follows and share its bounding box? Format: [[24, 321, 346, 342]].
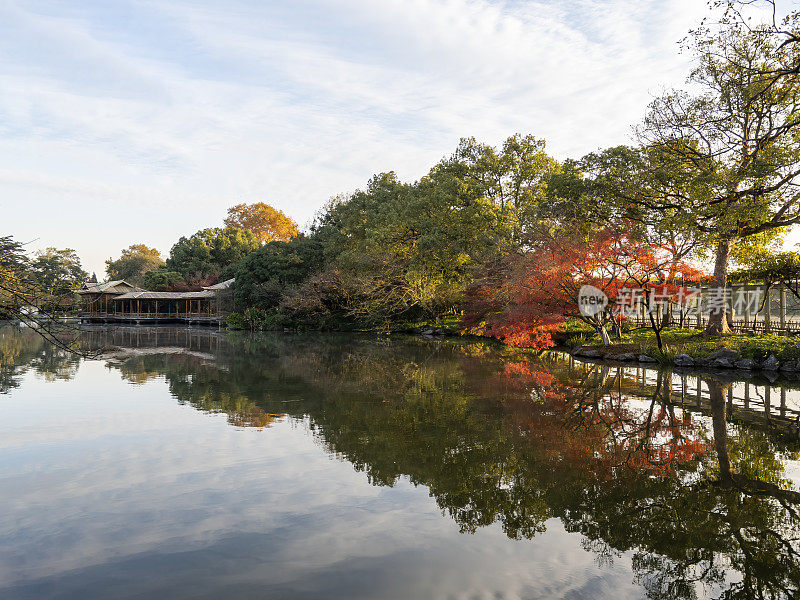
[[112, 290, 215, 300], [76, 280, 142, 295], [202, 278, 235, 290]]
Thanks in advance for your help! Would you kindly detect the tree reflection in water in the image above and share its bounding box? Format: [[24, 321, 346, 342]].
[[5, 325, 800, 599]]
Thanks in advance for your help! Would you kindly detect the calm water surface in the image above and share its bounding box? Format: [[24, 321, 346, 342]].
[[1, 326, 800, 599]]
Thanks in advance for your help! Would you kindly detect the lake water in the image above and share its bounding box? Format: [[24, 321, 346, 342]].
[[1, 325, 800, 600]]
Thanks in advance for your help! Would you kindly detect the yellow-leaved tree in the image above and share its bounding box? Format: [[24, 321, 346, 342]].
[[224, 202, 299, 244]]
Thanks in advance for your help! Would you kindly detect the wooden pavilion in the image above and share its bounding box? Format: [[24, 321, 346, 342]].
[[76, 280, 142, 316], [76, 278, 235, 324], [111, 290, 216, 319]]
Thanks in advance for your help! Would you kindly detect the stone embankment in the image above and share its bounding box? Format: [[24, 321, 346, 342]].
[[571, 346, 799, 373]]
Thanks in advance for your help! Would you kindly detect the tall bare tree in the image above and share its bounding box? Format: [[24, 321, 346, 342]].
[[598, 4, 800, 334]]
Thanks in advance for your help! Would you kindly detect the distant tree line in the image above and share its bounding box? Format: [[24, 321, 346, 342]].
[[103, 203, 297, 291]]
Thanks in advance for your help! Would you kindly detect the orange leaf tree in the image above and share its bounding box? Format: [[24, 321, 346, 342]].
[[224, 202, 300, 244]]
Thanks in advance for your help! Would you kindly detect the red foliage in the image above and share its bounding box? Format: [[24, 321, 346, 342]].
[[462, 226, 705, 348], [518, 381, 710, 478], [501, 362, 556, 389], [479, 358, 712, 479]]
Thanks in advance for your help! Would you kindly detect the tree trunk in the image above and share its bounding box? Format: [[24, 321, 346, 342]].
[[598, 325, 611, 346], [611, 318, 621, 339], [648, 312, 664, 351], [705, 239, 732, 335], [708, 379, 733, 485], [662, 299, 672, 328]]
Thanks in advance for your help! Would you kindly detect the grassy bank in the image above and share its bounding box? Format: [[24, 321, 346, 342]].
[[561, 322, 800, 363]]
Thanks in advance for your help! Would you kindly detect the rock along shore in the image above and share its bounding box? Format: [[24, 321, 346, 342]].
[[570, 345, 799, 374]]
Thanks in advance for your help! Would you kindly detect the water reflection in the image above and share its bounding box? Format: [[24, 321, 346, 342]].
[[3, 325, 800, 599]]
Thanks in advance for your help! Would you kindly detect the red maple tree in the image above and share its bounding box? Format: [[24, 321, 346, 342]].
[[463, 226, 704, 349]]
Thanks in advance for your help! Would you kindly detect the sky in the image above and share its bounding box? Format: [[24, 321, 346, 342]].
[[0, 0, 789, 277]]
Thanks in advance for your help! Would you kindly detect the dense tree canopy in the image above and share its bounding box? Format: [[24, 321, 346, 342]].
[[0, 238, 92, 352], [0, 236, 31, 319], [165, 227, 260, 280], [233, 235, 324, 309], [29, 247, 87, 297], [252, 135, 562, 328], [142, 268, 184, 291], [105, 244, 164, 285]]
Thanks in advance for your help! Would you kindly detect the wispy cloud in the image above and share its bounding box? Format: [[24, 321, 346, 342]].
[[0, 0, 781, 273]]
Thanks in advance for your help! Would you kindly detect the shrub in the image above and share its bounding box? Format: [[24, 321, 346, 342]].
[[226, 312, 248, 330], [227, 308, 284, 331]]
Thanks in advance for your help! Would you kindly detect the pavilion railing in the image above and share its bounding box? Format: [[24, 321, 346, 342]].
[[78, 311, 222, 319], [626, 283, 800, 335]]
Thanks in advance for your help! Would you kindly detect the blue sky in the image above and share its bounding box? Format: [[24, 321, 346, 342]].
[[0, 0, 785, 276]]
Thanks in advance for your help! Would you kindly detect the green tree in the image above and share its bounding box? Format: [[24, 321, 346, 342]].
[[29, 247, 87, 296], [165, 227, 260, 279], [142, 268, 184, 291], [0, 236, 31, 319], [233, 235, 324, 309], [452, 133, 560, 239], [0, 240, 93, 352], [607, 16, 800, 334], [312, 165, 508, 322], [105, 244, 164, 285]]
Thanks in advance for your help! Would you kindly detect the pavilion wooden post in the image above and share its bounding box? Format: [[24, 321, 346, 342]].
[[743, 285, 750, 328], [764, 288, 772, 333], [780, 285, 787, 330], [696, 289, 703, 329]]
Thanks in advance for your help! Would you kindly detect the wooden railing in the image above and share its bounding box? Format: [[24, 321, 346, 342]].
[[625, 283, 800, 335], [78, 311, 221, 319], [628, 314, 800, 334]]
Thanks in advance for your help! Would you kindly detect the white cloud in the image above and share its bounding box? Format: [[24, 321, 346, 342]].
[[0, 0, 785, 273], [0, 362, 643, 599]]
